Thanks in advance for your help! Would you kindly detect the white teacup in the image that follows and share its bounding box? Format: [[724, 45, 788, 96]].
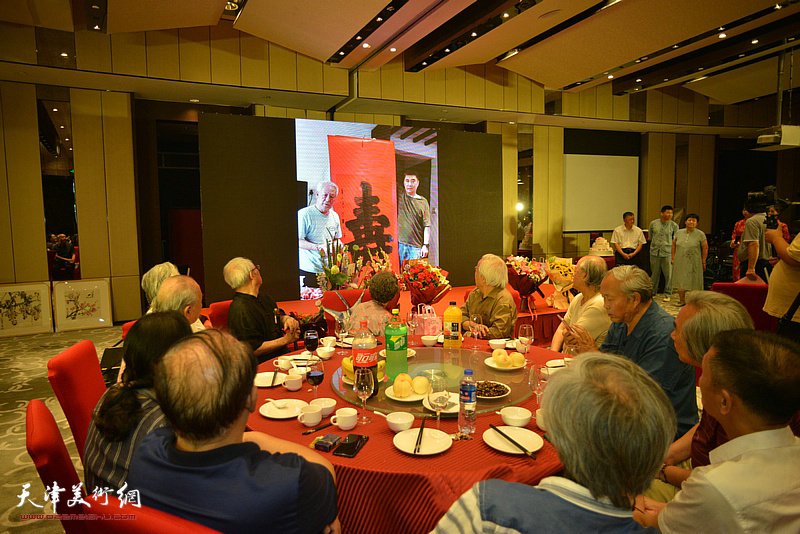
[[291, 364, 309, 379], [273, 355, 294, 371], [330, 407, 358, 431], [321, 336, 337, 348], [298, 405, 322, 427], [536, 408, 547, 431], [310, 397, 337, 417], [283, 373, 303, 391]]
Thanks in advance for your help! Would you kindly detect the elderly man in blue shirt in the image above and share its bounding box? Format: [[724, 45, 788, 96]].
[[568, 265, 698, 438]]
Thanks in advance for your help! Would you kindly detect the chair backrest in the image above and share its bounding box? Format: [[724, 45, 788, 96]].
[[47, 340, 106, 460], [320, 289, 373, 333], [121, 320, 136, 340], [710, 282, 775, 331], [25, 399, 88, 534], [84, 496, 220, 534], [208, 300, 232, 331]]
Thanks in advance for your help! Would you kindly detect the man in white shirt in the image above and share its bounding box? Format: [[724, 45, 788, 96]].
[[635, 330, 800, 533], [611, 211, 647, 269], [298, 181, 342, 288]]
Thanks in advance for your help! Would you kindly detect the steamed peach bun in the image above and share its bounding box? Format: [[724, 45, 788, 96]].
[[393, 379, 412, 398], [492, 349, 512, 368], [412, 376, 429, 395], [510, 351, 525, 367]]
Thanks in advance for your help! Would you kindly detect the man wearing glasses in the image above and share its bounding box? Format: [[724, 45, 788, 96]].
[[224, 257, 300, 362]]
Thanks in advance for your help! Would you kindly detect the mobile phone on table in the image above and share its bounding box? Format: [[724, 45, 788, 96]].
[[333, 434, 368, 458]]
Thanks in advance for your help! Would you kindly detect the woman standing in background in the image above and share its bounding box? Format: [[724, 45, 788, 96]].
[[730, 207, 750, 282], [672, 213, 708, 306]]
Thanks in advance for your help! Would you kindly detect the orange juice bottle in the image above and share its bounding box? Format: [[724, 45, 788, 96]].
[[443, 301, 462, 349]]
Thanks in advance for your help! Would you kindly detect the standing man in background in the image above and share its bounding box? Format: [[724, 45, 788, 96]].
[[612, 212, 647, 269], [397, 174, 431, 264], [738, 197, 772, 282], [650, 206, 679, 302]]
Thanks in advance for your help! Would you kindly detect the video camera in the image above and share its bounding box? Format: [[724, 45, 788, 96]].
[[746, 185, 793, 230]]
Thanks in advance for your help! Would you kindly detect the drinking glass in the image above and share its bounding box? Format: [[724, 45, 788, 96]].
[[307, 359, 324, 398], [529, 364, 547, 405], [427, 375, 449, 429], [518, 323, 534, 365], [335, 318, 348, 355], [469, 314, 483, 347], [354, 368, 374, 425], [406, 312, 418, 347], [304, 330, 319, 352]]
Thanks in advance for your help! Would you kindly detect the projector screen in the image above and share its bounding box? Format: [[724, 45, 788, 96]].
[[563, 154, 639, 232]]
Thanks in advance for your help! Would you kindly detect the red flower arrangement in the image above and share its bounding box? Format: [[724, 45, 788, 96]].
[[401, 261, 451, 306]]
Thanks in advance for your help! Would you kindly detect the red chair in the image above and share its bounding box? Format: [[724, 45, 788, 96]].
[[207, 300, 232, 331], [47, 340, 106, 461], [121, 320, 136, 340], [84, 496, 220, 533], [26, 399, 88, 534], [710, 282, 776, 331], [320, 289, 373, 333]]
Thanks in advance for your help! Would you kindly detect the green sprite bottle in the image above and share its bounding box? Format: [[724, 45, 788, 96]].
[[385, 309, 408, 380]]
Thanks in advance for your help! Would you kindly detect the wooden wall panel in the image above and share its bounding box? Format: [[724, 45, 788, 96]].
[[334, 112, 355, 122], [501, 123, 517, 255], [596, 83, 613, 119], [503, 71, 517, 111], [354, 113, 374, 124], [71, 88, 111, 278], [531, 80, 544, 114], [699, 135, 715, 232], [532, 125, 549, 255], [402, 70, 424, 103], [659, 133, 676, 220], [465, 65, 485, 108], [0, 82, 47, 282], [0, 88, 13, 283], [111, 32, 147, 76], [562, 92, 580, 116], [738, 101, 754, 127], [306, 110, 326, 120], [579, 86, 596, 118], [723, 105, 738, 126], [269, 43, 297, 91], [210, 23, 242, 86], [445, 68, 466, 107], [296, 54, 323, 93], [179, 27, 211, 83], [323, 65, 348, 95], [677, 88, 694, 124], [373, 114, 395, 126], [146, 30, 180, 80], [111, 275, 142, 321], [380, 58, 404, 101], [101, 92, 139, 278], [240, 34, 269, 88], [75, 30, 112, 72], [517, 75, 531, 113], [613, 94, 630, 120], [661, 87, 679, 124], [263, 105, 287, 118], [358, 69, 381, 99], [693, 92, 709, 125], [547, 127, 564, 254], [424, 69, 446, 105], [0, 22, 36, 64], [646, 89, 663, 123], [485, 63, 504, 110], [286, 108, 306, 119]]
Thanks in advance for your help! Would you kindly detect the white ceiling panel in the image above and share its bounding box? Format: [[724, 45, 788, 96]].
[[106, 0, 227, 33], [685, 56, 800, 105], [0, 0, 73, 31]]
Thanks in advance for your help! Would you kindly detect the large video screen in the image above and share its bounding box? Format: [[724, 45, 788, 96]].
[[295, 119, 439, 299]]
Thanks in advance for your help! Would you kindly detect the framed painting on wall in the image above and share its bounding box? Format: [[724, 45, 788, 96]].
[[0, 283, 53, 338], [53, 278, 112, 332]]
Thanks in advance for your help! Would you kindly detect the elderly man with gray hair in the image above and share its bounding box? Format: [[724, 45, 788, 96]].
[[298, 180, 341, 288], [460, 254, 517, 339], [570, 265, 698, 438], [551, 255, 610, 353], [346, 271, 400, 336], [141, 262, 180, 309], [434, 352, 676, 533], [151, 275, 206, 333]]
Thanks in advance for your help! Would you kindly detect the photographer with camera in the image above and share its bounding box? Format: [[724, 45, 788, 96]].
[[738, 197, 773, 282]]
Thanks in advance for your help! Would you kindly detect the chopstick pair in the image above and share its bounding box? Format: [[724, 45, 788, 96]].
[[302, 422, 334, 435], [413, 417, 427, 454], [489, 423, 536, 459]]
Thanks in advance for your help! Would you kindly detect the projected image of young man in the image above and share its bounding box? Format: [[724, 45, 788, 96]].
[[298, 181, 341, 288], [398, 174, 431, 264]]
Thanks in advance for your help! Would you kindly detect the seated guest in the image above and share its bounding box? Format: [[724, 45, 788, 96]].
[[434, 353, 675, 533], [611, 211, 646, 268], [550, 255, 610, 353], [635, 331, 800, 532], [151, 275, 206, 333], [568, 265, 697, 437], [645, 291, 753, 502], [141, 262, 179, 309], [129, 330, 339, 534], [224, 257, 299, 362], [461, 254, 517, 339], [346, 271, 399, 336], [84, 311, 191, 491]]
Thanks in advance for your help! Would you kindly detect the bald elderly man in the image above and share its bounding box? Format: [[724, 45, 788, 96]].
[[151, 275, 206, 333]]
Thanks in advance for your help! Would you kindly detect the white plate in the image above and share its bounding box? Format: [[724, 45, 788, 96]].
[[254, 372, 286, 387], [506, 339, 519, 350], [476, 381, 511, 400], [378, 348, 416, 359], [484, 356, 525, 371], [482, 426, 544, 455], [422, 391, 459, 414], [341, 374, 354, 385], [546, 359, 566, 369], [393, 427, 453, 455], [385, 384, 425, 402], [336, 337, 355, 348], [258, 399, 308, 419]]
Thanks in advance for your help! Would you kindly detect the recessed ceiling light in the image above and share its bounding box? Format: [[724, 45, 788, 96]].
[[509, 121, 515, 125], [635, 78, 642, 82], [189, 99, 200, 103], [362, 43, 370, 48], [673, 45, 679, 48], [422, 62, 427, 66], [739, 53, 745, 57], [60, 52, 68, 57], [607, 74, 614, 79], [91, 4, 99, 8], [444, 48, 450, 53], [775, 3, 782, 9], [635, 59, 641, 63], [719, 27, 724, 31], [52, 108, 58, 112], [791, 37, 797, 42], [60, 125, 65, 129], [576, 82, 581, 85], [635, 88, 640, 91], [69, 148, 73, 151], [390, 47, 396, 52], [356, 36, 362, 40], [641, 56, 648, 60], [503, 12, 509, 17], [65, 138, 69, 141], [471, 32, 477, 37], [376, 17, 382, 22], [698, 67, 704, 70], [718, 33, 726, 38], [751, 39, 759, 44], [663, 78, 669, 82], [93, 25, 101, 30]]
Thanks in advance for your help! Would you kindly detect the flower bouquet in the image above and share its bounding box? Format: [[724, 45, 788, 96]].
[[355, 248, 394, 289], [289, 308, 327, 337], [401, 260, 451, 307], [545, 256, 575, 310], [506, 255, 548, 311], [315, 237, 363, 292]]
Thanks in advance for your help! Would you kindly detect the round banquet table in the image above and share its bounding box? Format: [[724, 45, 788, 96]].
[[246, 338, 564, 534]]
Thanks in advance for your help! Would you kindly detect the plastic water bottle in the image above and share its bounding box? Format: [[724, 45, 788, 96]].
[[384, 309, 408, 380], [459, 369, 477, 434]]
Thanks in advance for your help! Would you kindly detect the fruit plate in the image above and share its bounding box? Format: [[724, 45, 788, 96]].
[[484, 356, 525, 371], [378, 348, 416, 359], [385, 383, 425, 402], [475, 381, 511, 400]]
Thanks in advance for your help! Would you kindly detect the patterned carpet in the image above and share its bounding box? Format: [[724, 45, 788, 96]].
[[0, 325, 121, 533]]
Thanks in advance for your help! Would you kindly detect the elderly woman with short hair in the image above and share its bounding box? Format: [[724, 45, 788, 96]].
[[433, 352, 676, 532], [550, 255, 611, 353], [346, 271, 400, 336], [141, 262, 180, 310]]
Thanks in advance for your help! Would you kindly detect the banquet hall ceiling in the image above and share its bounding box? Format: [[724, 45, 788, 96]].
[[1, 0, 799, 106]]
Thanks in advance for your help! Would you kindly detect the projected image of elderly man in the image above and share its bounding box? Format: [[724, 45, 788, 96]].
[[433, 353, 675, 532]]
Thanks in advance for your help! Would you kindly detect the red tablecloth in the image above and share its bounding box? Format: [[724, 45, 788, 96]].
[[246, 341, 564, 534]]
